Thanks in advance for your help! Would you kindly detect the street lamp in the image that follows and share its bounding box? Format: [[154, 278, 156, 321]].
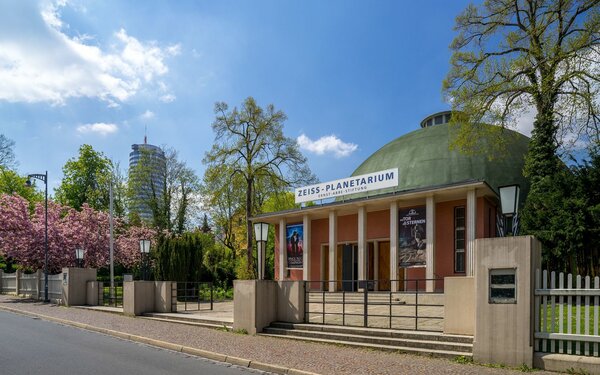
[[139, 239, 151, 281], [498, 184, 520, 236], [253, 222, 269, 280], [26, 172, 49, 303], [75, 248, 85, 268]]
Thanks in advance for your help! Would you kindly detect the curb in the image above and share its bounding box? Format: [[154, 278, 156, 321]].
[[0, 305, 319, 375]]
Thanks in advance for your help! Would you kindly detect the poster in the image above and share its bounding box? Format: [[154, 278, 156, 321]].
[[286, 224, 303, 268], [398, 206, 427, 268]]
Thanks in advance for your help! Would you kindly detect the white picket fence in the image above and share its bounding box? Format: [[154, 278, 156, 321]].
[[0, 270, 63, 301], [1, 272, 16, 293], [534, 269, 600, 357]]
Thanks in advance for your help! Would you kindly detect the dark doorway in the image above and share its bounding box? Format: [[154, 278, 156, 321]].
[[342, 244, 358, 291]]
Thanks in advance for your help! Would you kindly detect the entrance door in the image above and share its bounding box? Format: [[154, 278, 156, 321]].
[[342, 244, 357, 291], [379, 241, 391, 291]]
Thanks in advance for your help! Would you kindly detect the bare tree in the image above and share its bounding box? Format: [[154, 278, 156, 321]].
[[0, 134, 16, 169]]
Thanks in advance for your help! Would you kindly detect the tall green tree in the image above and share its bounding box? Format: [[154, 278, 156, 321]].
[[0, 168, 43, 204], [444, 0, 600, 177], [444, 0, 600, 265], [201, 164, 245, 254], [55, 144, 121, 212], [203, 97, 316, 274]]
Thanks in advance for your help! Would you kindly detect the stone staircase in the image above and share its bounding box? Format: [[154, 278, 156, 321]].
[[260, 322, 472, 359]]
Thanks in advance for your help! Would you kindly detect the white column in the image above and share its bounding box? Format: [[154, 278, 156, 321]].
[[426, 195, 436, 292], [303, 214, 311, 282], [466, 189, 477, 276], [389, 201, 399, 292], [279, 218, 286, 281], [373, 241, 379, 291], [358, 206, 368, 287], [328, 210, 337, 292]]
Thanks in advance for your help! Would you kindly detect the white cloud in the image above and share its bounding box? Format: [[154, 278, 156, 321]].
[[297, 134, 358, 158], [140, 110, 155, 120], [159, 94, 176, 103], [76, 122, 118, 136], [0, 1, 179, 105]]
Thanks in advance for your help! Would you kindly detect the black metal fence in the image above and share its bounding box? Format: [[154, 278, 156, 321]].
[[171, 281, 214, 312], [98, 281, 123, 307], [304, 278, 444, 332]]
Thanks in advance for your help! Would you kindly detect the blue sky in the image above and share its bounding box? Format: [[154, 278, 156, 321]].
[[0, 0, 507, 193]]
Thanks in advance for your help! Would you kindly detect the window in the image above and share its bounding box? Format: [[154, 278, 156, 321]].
[[454, 206, 465, 273]]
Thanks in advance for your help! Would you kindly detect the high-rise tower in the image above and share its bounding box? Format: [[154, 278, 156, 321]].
[[128, 138, 166, 222]]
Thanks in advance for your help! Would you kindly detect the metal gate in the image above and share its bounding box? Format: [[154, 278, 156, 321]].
[[304, 278, 444, 332], [98, 281, 123, 307], [171, 281, 214, 312]]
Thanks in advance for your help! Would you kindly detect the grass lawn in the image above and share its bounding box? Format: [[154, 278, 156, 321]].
[[539, 302, 600, 334]]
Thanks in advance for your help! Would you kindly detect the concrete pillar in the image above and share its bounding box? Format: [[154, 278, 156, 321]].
[[86, 281, 100, 306], [0, 270, 3, 293], [279, 218, 286, 280], [123, 281, 156, 316], [473, 236, 541, 367], [373, 241, 379, 291], [358, 206, 368, 285], [466, 189, 477, 276], [426, 195, 436, 292], [390, 201, 399, 292], [328, 210, 337, 292], [303, 214, 311, 282], [61, 268, 98, 306]]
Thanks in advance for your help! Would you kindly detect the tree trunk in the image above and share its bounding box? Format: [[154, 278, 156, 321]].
[[524, 102, 559, 183]]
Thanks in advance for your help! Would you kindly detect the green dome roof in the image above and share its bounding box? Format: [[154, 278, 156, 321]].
[[349, 123, 530, 198]]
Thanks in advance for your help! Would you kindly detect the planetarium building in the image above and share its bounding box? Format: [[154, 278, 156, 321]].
[[253, 111, 530, 292]]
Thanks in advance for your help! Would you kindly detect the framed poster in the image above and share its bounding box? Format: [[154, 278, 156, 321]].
[[398, 206, 426, 268], [286, 224, 303, 268]]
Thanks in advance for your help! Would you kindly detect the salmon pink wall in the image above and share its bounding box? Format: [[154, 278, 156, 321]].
[[337, 214, 358, 243], [367, 210, 390, 239], [311, 218, 328, 281], [273, 196, 497, 282]]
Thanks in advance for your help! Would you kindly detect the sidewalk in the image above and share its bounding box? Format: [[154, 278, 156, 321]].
[[0, 295, 552, 375]]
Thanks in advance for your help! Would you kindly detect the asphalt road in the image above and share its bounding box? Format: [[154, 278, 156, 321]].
[[0, 311, 266, 375]]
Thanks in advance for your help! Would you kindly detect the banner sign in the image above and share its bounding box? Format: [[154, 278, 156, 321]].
[[286, 224, 303, 268], [398, 206, 427, 268], [295, 168, 399, 204]]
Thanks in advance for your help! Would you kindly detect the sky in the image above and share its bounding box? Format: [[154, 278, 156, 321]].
[[0, 0, 531, 193]]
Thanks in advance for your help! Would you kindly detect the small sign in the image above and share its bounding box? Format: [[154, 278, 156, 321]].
[[62, 273, 68, 285], [489, 268, 517, 304], [294, 168, 399, 204]]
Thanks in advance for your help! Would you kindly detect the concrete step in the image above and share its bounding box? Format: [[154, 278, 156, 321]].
[[141, 314, 233, 330], [262, 326, 472, 353], [270, 322, 472, 344], [258, 332, 472, 360]]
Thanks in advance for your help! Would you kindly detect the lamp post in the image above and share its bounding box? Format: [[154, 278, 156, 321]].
[[26, 172, 48, 303], [253, 222, 269, 280], [139, 239, 151, 281], [75, 248, 84, 268], [498, 184, 520, 236]]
